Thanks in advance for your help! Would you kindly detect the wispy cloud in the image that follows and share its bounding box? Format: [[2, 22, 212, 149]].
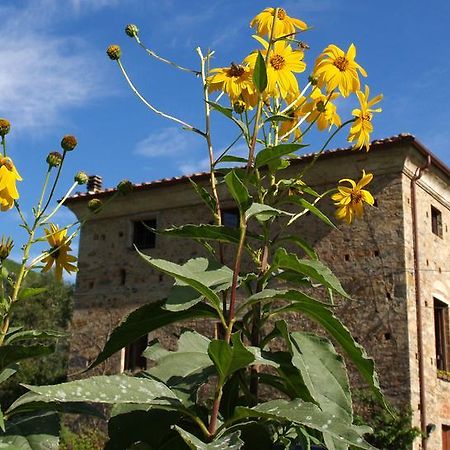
[[69, 0, 121, 13], [0, 0, 109, 132], [134, 126, 201, 158]]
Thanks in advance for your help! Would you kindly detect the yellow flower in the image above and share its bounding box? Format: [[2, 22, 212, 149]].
[[0, 157, 22, 211], [348, 85, 383, 151], [244, 37, 306, 99], [301, 89, 341, 131], [42, 224, 78, 281], [250, 7, 307, 38], [331, 170, 374, 224], [314, 44, 367, 97], [207, 63, 257, 109]]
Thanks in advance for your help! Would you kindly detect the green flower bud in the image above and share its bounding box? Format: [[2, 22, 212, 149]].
[[0, 236, 13, 261], [117, 179, 133, 195], [106, 44, 121, 60], [74, 171, 89, 185], [61, 135, 77, 151], [0, 119, 11, 137], [88, 198, 102, 213], [233, 101, 246, 114], [46, 151, 63, 168], [125, 24, 139, 38]]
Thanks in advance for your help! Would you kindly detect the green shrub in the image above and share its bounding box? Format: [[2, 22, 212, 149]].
[[60, 425, 107, 450]]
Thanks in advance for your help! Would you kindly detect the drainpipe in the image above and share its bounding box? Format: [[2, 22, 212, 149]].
[[410, 154, 431, 450]]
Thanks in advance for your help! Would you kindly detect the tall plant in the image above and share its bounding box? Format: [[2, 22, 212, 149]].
[[6, 7, 386, 449]]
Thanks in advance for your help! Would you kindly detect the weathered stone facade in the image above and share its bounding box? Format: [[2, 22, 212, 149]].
[[66, 134, 450, 449]]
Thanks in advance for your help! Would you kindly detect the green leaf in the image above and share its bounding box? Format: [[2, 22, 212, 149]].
[[287, 197, 336, 229], [224, 171, 252, 213], [158, 224, 242, 245], [275, 235, 317, 260], [89, 301, 217, 370], [175, 426, 244, 450], [207, 101, 249, 138], [17, 287, 47, 301], [4, 329, 65, 345], [236, 399, 376, 449], [273, 248, 350, 298], [0, 411, 59, 450], [189, 179, 216, 215], [244, 203, 290, 222], [288, 332, 353, 450], [136, 253, 225, 314], [264, 114, 292, 123], [252, 51, 267, 93], [208, 334, 254, 384], [270, 292, 386, 409], [254, 144, 306, 168], [0, 366, 17, 384], [0, 344, 55, 371], [19, 375, 180, 406], [144, 331, 214, 403], [217, 155, 248, 164]]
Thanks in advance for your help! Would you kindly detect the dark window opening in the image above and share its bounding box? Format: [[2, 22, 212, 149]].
[[133, 219, 156, 249], [123, 335, 148, 372], [221, 208, 239, 228], [442, 425, 450, 449], [434, 298, 449, 372], [431, 206, 443, 237]]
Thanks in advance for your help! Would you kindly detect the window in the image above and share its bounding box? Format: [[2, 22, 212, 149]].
[[434, 298, 449, 372], [133, 219, 156, 249], [431, 206, 443, 237], [221, 208, 239, 228], [443, 425, 450, 450], [123, 335, 148, 372]]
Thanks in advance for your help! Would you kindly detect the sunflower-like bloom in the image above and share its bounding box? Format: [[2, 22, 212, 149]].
[[41, 224, 78, 281], [301, 89, 341, 131], [331, 170, 374, 224], [0, 157, 22, 211], [244, 37, 306, 99], [314, 44, 367, 97], [207, 63, 257, 109], [250, 7, 307, 38], [348, 85, 383, 151]]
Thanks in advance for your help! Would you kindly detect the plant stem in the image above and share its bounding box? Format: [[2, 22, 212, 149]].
[[208, 384, 224, 434]]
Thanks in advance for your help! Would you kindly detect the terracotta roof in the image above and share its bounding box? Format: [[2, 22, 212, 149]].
[[64, 133, 450, 204]]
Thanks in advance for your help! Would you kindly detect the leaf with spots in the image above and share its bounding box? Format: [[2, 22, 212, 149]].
[[175, 426, 244, 450]]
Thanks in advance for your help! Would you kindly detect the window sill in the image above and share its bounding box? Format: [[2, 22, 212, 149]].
[[437, 370, 450, 382]]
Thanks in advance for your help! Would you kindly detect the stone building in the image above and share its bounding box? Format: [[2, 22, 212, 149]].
[[65, 134, 450, 450]]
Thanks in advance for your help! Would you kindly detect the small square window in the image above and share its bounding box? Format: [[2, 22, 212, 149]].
[[221, 208, 239, 228], [431, 206, 443, 237], [123, 335, 148, 372], [133, 219, 156, 249]]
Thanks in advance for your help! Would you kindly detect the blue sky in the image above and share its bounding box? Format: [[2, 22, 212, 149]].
[[2, 0, 450, 273]]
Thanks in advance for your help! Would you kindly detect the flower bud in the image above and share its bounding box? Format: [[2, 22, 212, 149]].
[[308, 75, 318, 86], [0, 119, 10, 137], [88, 198, 102, 213], [125, 24, 139, 38], [46, 151, 63, 168], [61, 135, 77, 151], [0, 236, 13, 261], [74, 171, 89, 185], [106, 44, 121, 60], [117, 179, 133, 195], [233, 101, 246, 114]]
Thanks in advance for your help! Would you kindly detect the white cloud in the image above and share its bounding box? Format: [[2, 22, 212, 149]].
[[178, 157, 210, 175], [0, 0, 109, 132], [69, 0, 121, 12], [134, 126, 200, 157]]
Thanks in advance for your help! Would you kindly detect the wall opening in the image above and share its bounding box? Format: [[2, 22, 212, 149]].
[[122, 335, 148, 372], [133, 219, 157, 249], [431, 205, 443, 238], [434, 298, 449, 373]]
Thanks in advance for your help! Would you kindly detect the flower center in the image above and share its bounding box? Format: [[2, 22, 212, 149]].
[[362, 112, 372, 122], [350, 190, 363, 204], [334, 56, 349, 72], [50, 246, 60, 259], [270, 54, 285, 70], [276, 8, 286, 20], [0, 157, 13, 171], [316, 100, 327, 113], [228, 63, 245, 78]]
